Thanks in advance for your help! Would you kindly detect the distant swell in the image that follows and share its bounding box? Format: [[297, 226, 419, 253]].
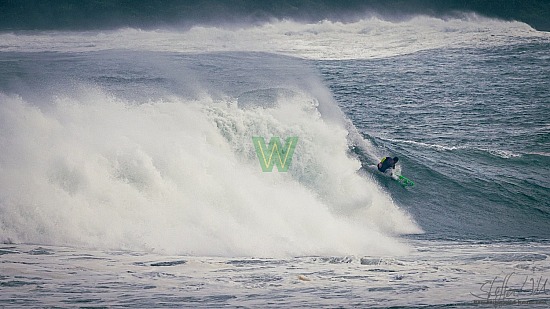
[[0, 0, 549, 31], [0, 16, 544, 60]]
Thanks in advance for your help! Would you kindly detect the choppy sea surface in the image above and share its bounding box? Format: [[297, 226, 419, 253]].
[[1, 14, 549, 308], [2, 241, 550, 308]]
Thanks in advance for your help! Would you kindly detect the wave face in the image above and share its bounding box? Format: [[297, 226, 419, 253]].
[[0, 51, 420, 256], [326, 42, 550, 239], [1, 0, 549, 31]]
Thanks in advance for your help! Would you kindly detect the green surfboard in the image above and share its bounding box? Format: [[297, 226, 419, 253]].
[[365, 165, 414, 187], [397, 175, 414, 187]]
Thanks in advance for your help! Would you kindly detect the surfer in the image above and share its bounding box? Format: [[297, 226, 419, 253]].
[[377, 156, 399, 174]]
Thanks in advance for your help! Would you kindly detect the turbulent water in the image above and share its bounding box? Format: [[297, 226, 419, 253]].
[[0, 11, 549, 309]]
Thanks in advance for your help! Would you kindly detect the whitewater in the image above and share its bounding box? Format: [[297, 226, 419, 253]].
[[0, 15, 545, 59], [1, 15, 549, 308]]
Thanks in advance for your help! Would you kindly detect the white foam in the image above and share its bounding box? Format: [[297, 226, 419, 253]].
[[375, 136, 466, 152], [0, 87, 421, 257], [1, 15, 547, 59]]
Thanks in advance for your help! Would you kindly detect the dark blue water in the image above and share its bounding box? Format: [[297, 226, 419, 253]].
[[320, 42, 550, 239]]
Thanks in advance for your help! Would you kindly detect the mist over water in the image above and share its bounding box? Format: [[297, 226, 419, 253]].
[[0, 50, 422, 257]]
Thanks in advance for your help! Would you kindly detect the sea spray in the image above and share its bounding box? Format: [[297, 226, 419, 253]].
[[0, 87, 420, 256]]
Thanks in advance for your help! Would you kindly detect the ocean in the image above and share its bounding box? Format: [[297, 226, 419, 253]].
[[0, 5, 549, 308]]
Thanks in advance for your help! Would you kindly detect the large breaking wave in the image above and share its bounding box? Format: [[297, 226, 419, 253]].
[[1, 12, 547, 257], [0, 50, 421, 256]]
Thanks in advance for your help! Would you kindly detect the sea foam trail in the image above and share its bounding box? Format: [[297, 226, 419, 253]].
[[0, 87, 420, 257]]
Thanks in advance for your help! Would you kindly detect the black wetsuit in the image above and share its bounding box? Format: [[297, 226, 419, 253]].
[[377, 157, 395, 173]]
